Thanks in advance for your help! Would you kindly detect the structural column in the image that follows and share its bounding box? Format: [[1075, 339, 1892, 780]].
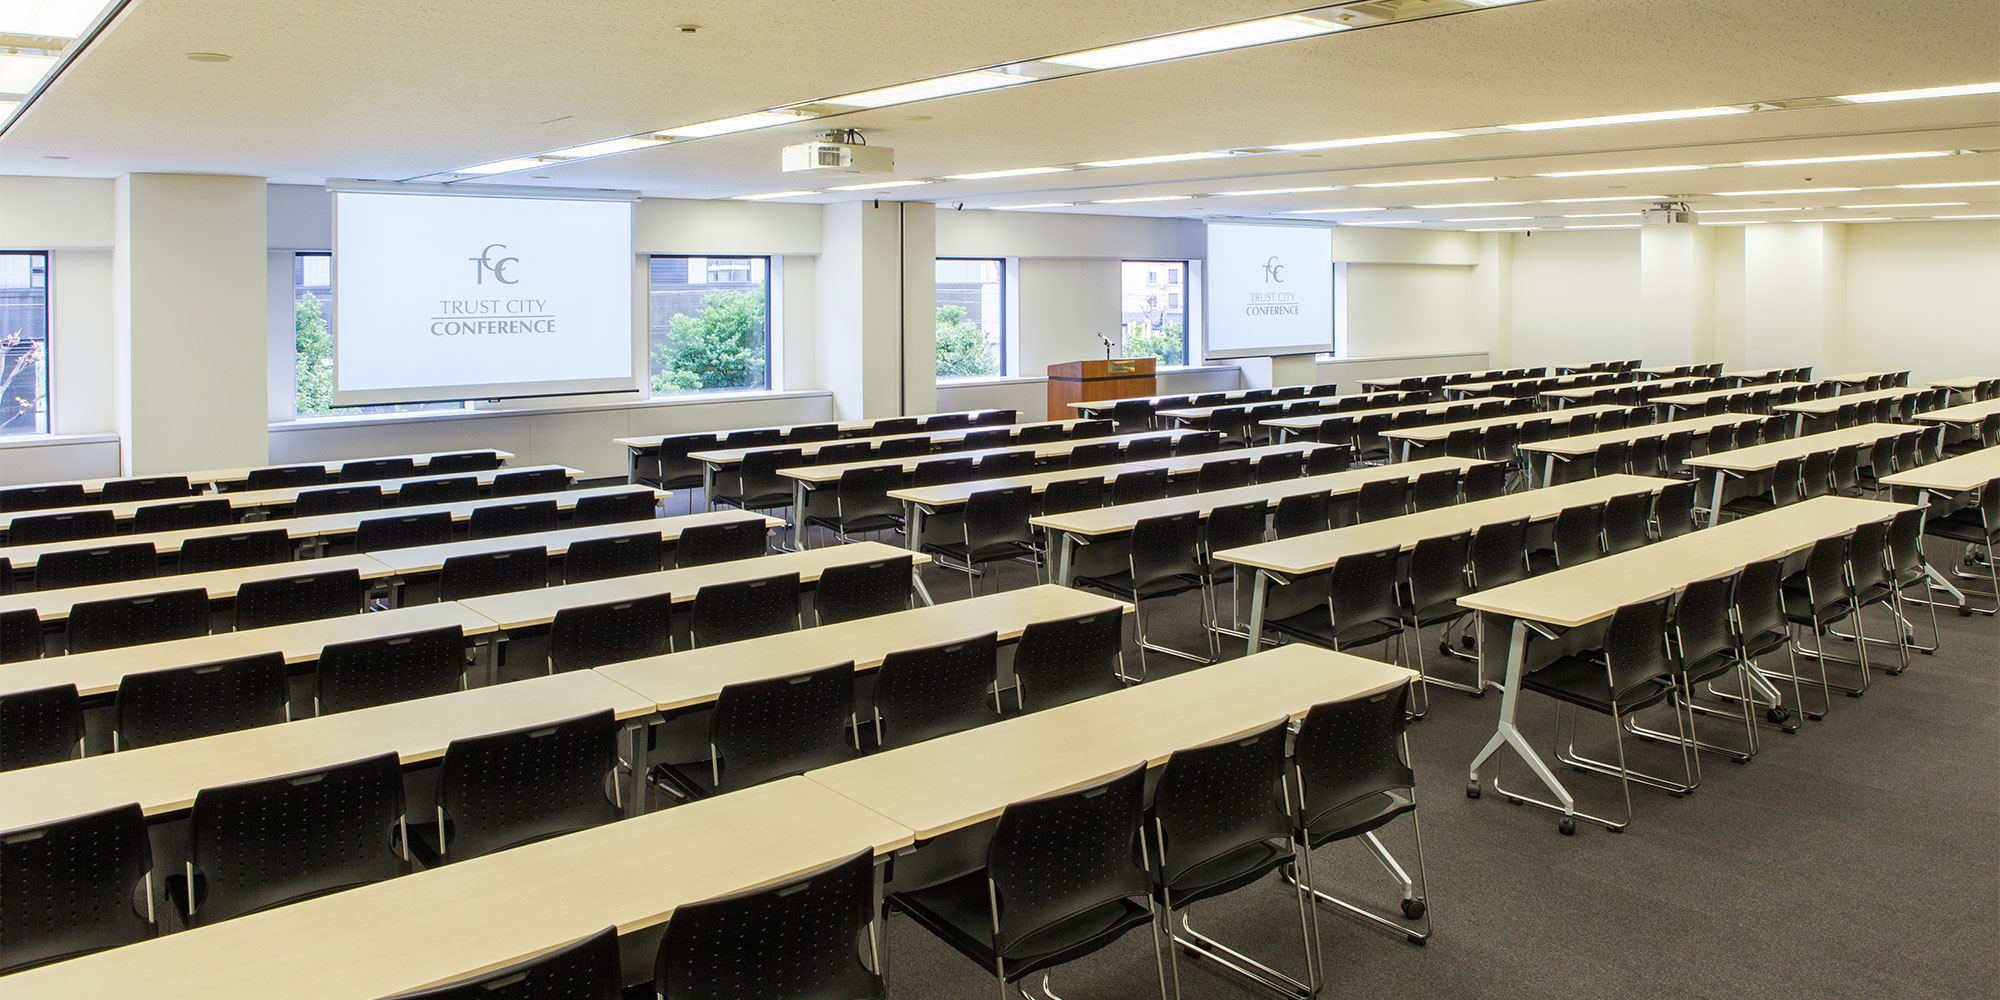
[[1638, 223, 1715, 368], [1741, 222, 1847, 372], [816, 200, 936, 421]]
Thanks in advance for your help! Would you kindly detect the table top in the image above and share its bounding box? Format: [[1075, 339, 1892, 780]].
[[1821, 371, 1908, 384], [1774, 385, 1930, 415], [778, 431, 1189, 485], [0, 602, 496, 701], [1068, 389, 1258, 411], [1362, 368, 1523, 389], [598, 584, 1128, 713], [1448, 372, 1618, 394], [461, 541, 928, 630], [1128, 442, 1329, 475], [1915, 397, 2000, 425], [1651, 383, 1788, 406], [1030, 457, 1483, 538], [1684, 423, 1913, 473], [685, 419, 1082, 466], [364, 510, 781, 576], [1544, 376, 1702, 400], [614, 410, 1011, 448], [1930, 376, 1993, 391], [1880, 446, 1999, 493], [1459, 495, 1912, 629], [1383, 404, 1629, 443], [1216, 474, 1674, 575], [1518, 413, 1761, 457], [1261, 396, 1506, 430], [0, 553, 393, 622], [808, 645, 1414, 840], [0, 778, 910, 1000], [889, 464, 1147, 508], [0, 669, 656, 831]]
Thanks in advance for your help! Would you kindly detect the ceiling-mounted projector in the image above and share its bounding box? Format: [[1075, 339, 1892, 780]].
[[1642, 201, 1697, 226], [781, 129, 895, 174]]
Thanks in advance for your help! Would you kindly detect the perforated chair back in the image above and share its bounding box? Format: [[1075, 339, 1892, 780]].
[[1800, 450, 1834, 499], [1041, 477, 1104, 517], [390, 927, 622, 1000], [708, 663, 856, 792], [1355, 477, 1408, 523], [1110, 467, 1169, 505], [1602, 491, 1653, 555], [1066, 441, 1121, 470], [1123, 435, 1175, 462], [1174, 431, 1221, 456], [438, 547, 549, 601], [653, 849, 881, 1000], [179, 529, 291, 573], [468, 500, 559, 540], [1462, 461, 1506, 502], [0, 484, 85, 511], [1111, 399, 1153, 433], [913, 457, 976, 486], [960, 428, 1013, 452], [977, 450, 1037, 479], [294, 485, 384, 517], [1196, 457, 1252, 492], [1767, 456, 1805, 506], [114, 652, 288, 750], [1011, 611, 1123, 712], [315, 626, 465, 715], [877, 436, 933, 460], [7, 510, 116, 546], [1444, 428, 1482, 460], [674, 519, 768, 568], [1411, 469, 1461, 512], [0, 683, 83, 771], [564, 532, 663, 583], [356, 512, 454, 553], [1626, 435, 1663, 476], [813, 555, 914, 625], [690, 572, 800, 647], [491, 468, 568, 497], [1404, 531, 1473, 622], [1849, 519, 1893, 598], [1550, 502, 1607, 567], [1150, 718, 1291, 893], [1203, 502, 1269, 566], [1330, 547, 1404, 636], [67, 588, 208, 653], [1128, 512, 1203, 593], [550, 594, 672, 672], [1292, 685, 1414, 833], [100, 475, 193, 505], [642, 435, 717, 493], [245, 465, 328, 490], [814, 441, 874, 466], [976, 409, 1018, 426], [181, 752, 407, 926], [37, 543, 156, 590], [927, 413, 972, 431], [873, 632, 999, 750], [1072, 419, 1115, 438], [395, 477, 479, 508], [979, 766, 1151, 974], [433, 710, 621, 861], [235, 569, 363, 630], [789, 423, 841, 443], [1015, 423, 1066, 444], [340, 458, 417, 483], [1654, 480, 1698, 540], [0, 803, 154, 974], [132, 498, 232, 534], [1305, 445, 1353, 477], [1273, 491, 1333, 539], [573, 490, 656, 527], [424, 452, 503, 476]]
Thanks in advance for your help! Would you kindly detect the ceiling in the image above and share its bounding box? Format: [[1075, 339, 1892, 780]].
[[2, 0, 1997, 229]]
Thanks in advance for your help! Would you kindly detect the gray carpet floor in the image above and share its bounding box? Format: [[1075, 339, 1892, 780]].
[[872, 533, 2000, 1000]]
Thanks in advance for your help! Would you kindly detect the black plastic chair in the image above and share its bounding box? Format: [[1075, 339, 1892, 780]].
[[0, 682, 83, 771], [424, 452, 503, 476], [1800, 450, 1835, 499], [315, 626, 466, 715], [1175, 431, 1221, 457], [1072, 419, 1114, 438], [961, 428, 1014, 452], [0, 803, 155, 974], [654, 849, 882, 1000], [926, 486, 1036, 597], [574, 490, 657, 527], [789, 423, 841, 443], [114, 652, 288, 750], [976, 409, 1018, 427], [892, 766, 1162, 1000], [871, 632, 999, 750], [1015, 423, 1066, 444], [1111, 399, 1154, 432], [356, 512, 454, 553], [1009, 611, 1126, 712], [1266, 547, 1403, 662], [637, 435, 718, 509], [1529, 502, 1606, 574], [1074, 511, 1210, 670], [1399, 531, 1475, 705], [170, 752, 408, 926], [549, 594, 673, 671], [389, 926, 622, 1000], [564, 532, 663, 583], [1723, 456, 1803, 519], [814, 441, 874, 466], [1602, 491, 1653, 555], [294, 485, 384, 517], [1626, 435, 1663, 477], [337, 458, 417, 483], [1305, 445, 1352, 477], [491, 468, 568, 497], [976, 450, 1036, 479], [1124, 435, 1175, 462], [132, 498, 233, 534], [1462, 461, 1506, 502], [673, 519, 768, 568], [67, 588, 208, 653], [1291, 685, 1432, 944], [395, 477, 479, 508], [877, 436, 933, 460], [813, 555, 914, 625], [688, 572, 800, 647], [36, 542, 156, 590], [438, 548, 549, 601], [1653, 479, 1698, 539], [0, 483, 86, 511], [1195, 457, 1253, 493], [412, 709, 622, 865], [650, 663, 857, 800], [8, 509, 116, 546], [913, 457, 976, 486], [1201, 500, 1269, 641], [1354, 477, 1407, 524], [804, 465, 904, 545], [1410, 469, 1460, 512], [468, 500, 559, 540], [245, 465, 329, 490], [234, 568, 363, 630], [180, 529, 291, 573], [1066, 440, 1121, 470], [1103, 465, 1167, 506], [1273, 491, 1333, 539]]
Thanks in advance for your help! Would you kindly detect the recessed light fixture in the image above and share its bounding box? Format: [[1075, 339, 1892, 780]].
[[825, 179, 932, 191], [0, 53, 60, 93], [548, 136, 671, 158], [1712, 187, 1862, 196], [944, 166, 1071, 180], [1285, 206, 1386, 214], [1695, 206, 1800, 213], [1563, 224, 1638, 229], [1445, 216, 1533, 222], [1466, 226, 1536, 232], [1935, 213, 2000, 219], [824, 71, 1029, 108], [1535, 164, 1705, 178], [1094, 195, 1193, 204], [732, 190, 819, 200], [1541, 195, 1666, 203], [661, 111, 810, 138], [1702, 220, 1768, 226], [1814, 217, 1897, 223], [1080, 151, 1231, 168], [1837, 202, 1968, 209], [1896, 179, 2000, 189], [1042, 14, 1346, 71], [1499, 106, 1745, 132], [992, 202, 1077, 210], [1270, 130, 1458, 152], [1355, 177, 1495, 188], [1559, 212, 1639, 218], [1343, 220, 1421, 226], [41, 154, 68, 160], [1413, 201, 1528, 209], [1210, 185, 1336, 197], [183, 52, 232, 63], [457, 158, 559, 175], [1837, 82, 2000, 103], [1740, 151, 1950, 167], [14, 0, 111, 36]]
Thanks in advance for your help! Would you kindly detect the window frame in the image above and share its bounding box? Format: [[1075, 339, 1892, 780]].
[[1120, 258, 1191, 368], [933, 256, 1009, 380], [288, 251, 469, 419], [647, 254, 775, 397], [0, 249, 52, 438]]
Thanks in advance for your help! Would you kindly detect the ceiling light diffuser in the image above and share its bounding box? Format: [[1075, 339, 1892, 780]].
[[1042, 14, 1344, 70], [1536, 164, 1706, 178], [1895, 179, 2000, 189], [1499, 106, 1745, 132], [1712, 187, 1862, 196], [825, 179, 932, 191], [1695, 206, 1800, 213], [1413, 201, 1529, 209], [549, 136, 669, 158], [1559, 212, 1639, 218], [1355, 177, 1495, 188], [1837, 202, 1967, 209], [0, 53, 60, 93], [732, 190, 819, 200], [1271, 130, 1458, 151], [1285, 207, 1386, 214], [1343, 221, 1421, 226], [1934, 213, 2000, 219], [1211, 186, 1336, 196], [945, 166, 1071, 180], [661, 111, 809, 138], [456, 158, 554, 175], [1837, 82, 2000, 103], [993, 203, 1077, 210], [1094, 195, 1193, 203], [1740, 151, 1949, 167], [1445, 216, 1532, 222], [1563, 224, 1638, 229], [1540, 195, 1666, 203], [1081, 151, 1231, 168], [824, 71, 1027, 108], [3, 0, 111, 37]]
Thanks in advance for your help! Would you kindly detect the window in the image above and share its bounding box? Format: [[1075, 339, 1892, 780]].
[[1121, 260, 1188, 367], [291, 253, 465, 417], [935, 258, 1005, 378], [0, 251, 49, 436], [649, 256, 771, 394]]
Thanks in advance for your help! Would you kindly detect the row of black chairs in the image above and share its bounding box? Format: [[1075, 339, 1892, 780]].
[[0, 452, 507, 515], [1716, 427, 1949, 522], [636, 412, 1021, 495]]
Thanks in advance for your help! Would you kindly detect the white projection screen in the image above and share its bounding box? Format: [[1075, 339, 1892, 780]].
[[331, 186, 639, 405], [1203, 221, 1335, 359]]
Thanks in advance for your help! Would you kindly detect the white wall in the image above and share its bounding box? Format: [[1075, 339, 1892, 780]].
[[1842, 220, 2000, 385], [1506, 230, 1642, 366], [1343, 263, 1479, 358]]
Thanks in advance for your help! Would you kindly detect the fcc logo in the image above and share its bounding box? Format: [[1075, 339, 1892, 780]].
[[469, 243, 520, 285], [1261, 255, 1286, 283]]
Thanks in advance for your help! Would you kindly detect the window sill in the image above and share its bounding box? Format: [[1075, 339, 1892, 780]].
[[936, 375, 1044, 387], [271, 388, 832, 432], [0, 431, 119, 449]]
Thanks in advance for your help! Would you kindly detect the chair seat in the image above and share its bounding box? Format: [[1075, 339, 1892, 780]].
[[1158, 838, 1293, 908], [1683, 649, 1739, 687], [1521, 655, 1675, 714], [805, 513, 903, 536], [1300, 789, 1416, 847], [926, 539, 1036, 565], [715, 492, 792, 511], [1265, 610, 1401, 652], [893, 870, 1154, 983], [1073, 571, 1202, 602], [1722, 496, 1778, 518], [1739, 627, 1790, 662], [1780, 587, 1854, 628], [1924, 517, 1996, 545], [1402, 598, 1469, 630]]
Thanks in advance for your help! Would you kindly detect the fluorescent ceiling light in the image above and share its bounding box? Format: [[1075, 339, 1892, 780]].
[[1741, 151, 1949, 167], [1467, 227, 1536, 232], [1286, 206, 1385, 214], [1094, 195, 1192, 203], [1344, 220, 1421, 226], [945, 166, 1070, 180], [1499, 106, 1745, 132], [1702, 220, 1767, 225], [1813, 218, 1896, 223], [993, 203, 1076, 210], [1271, 130, 1458, 152], [824, 71, 1027, 108], [1355, 177, 1495, 188], [1838, 202, 1967, 209], [1564, 224, 1638, 229], [1536, 164, 1706, 178], [1081, 151, 1230, 168], [1211, 186, 1336, 197], [1541, 195, 1665, 203], [0, 52, 60, 93], [1896, 179, 2000, 189], [1713, 187, 1861, 196], [1042, 14, 1343, 70], [1838, 82, 2000, 103], [548, 136, 668, 158], [456, 158, 552, 175], [1695, 206, 1800, 213], [1414, 201, 1528, 209], [5, 0, 109, 37], [1935, 214, 2000, 219], [1559, 212, 1638, 218], [661, 111, 808, 138], [825, 179, 932, 191], [1445, 216, 1532, 222], [732, 190, 818, 200]]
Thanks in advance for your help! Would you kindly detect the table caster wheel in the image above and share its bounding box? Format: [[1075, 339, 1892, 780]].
[[1959, 604, 1973, 617], [1402, 898, 1426, 919], [1465, 780, 1481, 799], [1459, 635, 1477, 650], [1558, 817, 1576, 836], [1766, 706, 1789, 725]]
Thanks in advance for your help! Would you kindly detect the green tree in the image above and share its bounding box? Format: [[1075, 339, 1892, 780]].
[[1124, 321, 1185, 366], [294, 292, 334, 415], [934, 304, 999, 378], [652, 289, 767, 394]]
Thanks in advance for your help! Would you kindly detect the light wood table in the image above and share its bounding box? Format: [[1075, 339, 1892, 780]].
[[1069, 388, 1287, 416], [1883, 446, 1999, 617], [0, 777, 912, 1000], [1217, 474, 1675, 654], [1542, 376, 1702, 405], [1774, 385, 1930, 435], [0, 602, 496, 701], [1683, 423, 1912, 524], [1445, 372, 1620, 400], [1650, 383, 1790, 418], [808, 645, 1414, 840], [617, 411, 1014, 484], [1032, 458, 1484, 586], [891, 465, 1148, 555], [1914, 397, 2000, 429], [1382, 404, 1631, 463], [1260, 396, 1507, 444], [597, 584, 1127, 714], [1822, 371, 1909, 390], [1720, 367, 1793, 385], [363, 510, 780, 578], [1361, 368, 1529, 392], [0, 449, 512, 500], [1457, 496, 1911, 830], [1518, 413, 1760, 488], [0, 552, 392, 627]]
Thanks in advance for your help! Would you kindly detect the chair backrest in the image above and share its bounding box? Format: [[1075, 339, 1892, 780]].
[[179, 529, 291, 573], [728, 447, 804, 509], [977, 450, 1036, 479], [1462, 461, 1506, 502], [1015, 423, 1066, 444], [829, 464, 906, 526], [708, 663, 856, 792], [1602, 491, 1653, 555], [1564, 413, 1598, 437], [395, 477, 479, 508], [985, 765, 1150, 965], [1597, 409, 1630, 432], [1769, 456, 1805, 505], [674, 519, 768, 568], [1254, 451, 1305, 484], [234, 568, 363, 630], [438, 547, 549, 601], [913, 457, 977, 487], [974, 409, 1018, 426], [184, 752, 408, 926], [1071, 419, 1115, 438], [963, 486, 1036, 552], [1011, 611, 1124, 712], [115, 652, 288, 750], [1066, 441, 1121, 469], [1848, 518, 1892, 594], [37, 542, 157, 590], [390, 926, 622, 1000], [1886, 507, 1926, 579], [960, 428, 1013, 452], [1800, 534, 1855, 615], [0, 803, 154, 974], [1292, 685, 1413, 833], [0, 483, 86, 512], [1128, 512, 1203, 591], [873, 632, 999, 750], [549, 594, 672, 673], [1272, 491, 1333, 540], [0, 682, 83, 771], [315, 626, 465, 715], [339, 458, 418, 483], [1602, 598, 1675, 692], [423, 452, 503, 476], [294, 485, 384, 517], [245, 465, 329, 490], [1111, 399, 1153, 432], [813, 441, 874, 466], [813, 555, 913, 625], [1305, 445, 1353, 477], [1405, 531, 1473, 612], [1552, 502, 1607, 567], [690, 572, 801, 647], [789, 423, 842, 443], [1195, 457, 1252, 492], [1800, 450, 1834, 499], [1330, 546, 1403, 629], [1411, 469, 1461, 512], [468, 499, 559, 540], [8, 509, 116, 546], [1040, 477, 1104, 517], [1122, 434, 1175, 462], [356, 512, 454, 553], [725, 428, 786, 449], [1732, 556, 1788, 646], [1354, 477, 1408, 523], [1173, 431, 1220, 456], [652, 849, 880, 1000], [1150, 719, 1291, 890], [1830, 444, 1861, 492], [1204, 501, 1270, 560], [1444, 427, 1482, 459], [1590, 441, 1628, 479], [67, 588, 208, 653], [1109, 467, 1168, 505], [132, 498, 233, 534], [490, 468, 568, 497], [1626, 435, 1663, 476], [435, 709, 622, 861], [573, 490, 657, 527], [562, 532, 664, 584], [1653, 480, 1697, 540]]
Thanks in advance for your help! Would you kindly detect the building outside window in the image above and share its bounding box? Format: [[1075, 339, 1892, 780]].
[[935, 258, 1005, 378], [291, 253, 464, 417], [649, 256, 771, 394], [0, 251, 49, 436], [1121, 260, 1188, 366]]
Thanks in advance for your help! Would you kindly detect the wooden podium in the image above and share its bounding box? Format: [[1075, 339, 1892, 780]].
[[1047, 357, 1156, 417]]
